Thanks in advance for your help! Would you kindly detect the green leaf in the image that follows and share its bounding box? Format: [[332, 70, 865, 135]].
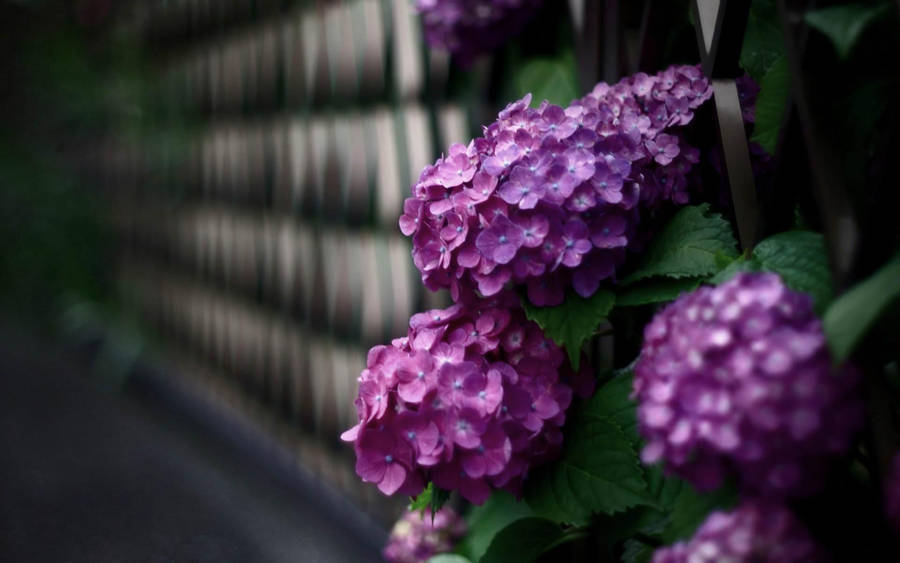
[[524, 375, 652, 523], [409, 482, 451, 516], [635, 462, 738, 545], [613, 465, 736, 546], [479, 518, 574, 563], [621, 539, 655, 563], [409, 482, 434, 512], [752, 230, 833, 312], [660, 481, 738, 543], [596, 466, 688, 546], [712, 231, 833, 311], [824, 253, 900, 362], [428, 555, 471, 563], [805, 2, 892, 59], [583, 368, 639, 444], [740, 0, 784, 81], [707, 254, 755, 285], [616, 278, 702, 307], [525, 417, 650, 523], [431, 486, 452, 515], [750, 55, 789, 154], [644, 465, 688, 515], [456, 491, 534, 562], [623, 204, 739, 285], [523, 289, 615, 370], [523, 369, 737, 542], [512, 52, 580, 107]]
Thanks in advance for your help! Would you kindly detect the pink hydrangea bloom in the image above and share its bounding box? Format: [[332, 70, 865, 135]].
[[343, 291, 594, 504], [382, 507, 466, 563]]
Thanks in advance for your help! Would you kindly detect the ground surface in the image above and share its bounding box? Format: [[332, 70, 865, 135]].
[[0, 326, 382, 562]]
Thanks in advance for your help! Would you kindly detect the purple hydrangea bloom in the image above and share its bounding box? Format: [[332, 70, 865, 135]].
[[343, 291, 594, 504], [476, 214, 525, 264], [652, 499, 825, 562], [416, 0, 543, 65], [382, 507, 466, 563], [633, 272, 863, 497], [402, 65, 713, 306]]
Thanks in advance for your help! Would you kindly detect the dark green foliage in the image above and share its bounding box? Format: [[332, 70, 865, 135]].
[[824, 253, 900, 362], [410, 482, 452, 517], [615, 278, 702, 308], [524, 370, 652, 523], [751, 231, 833, 311], [511, 52, 580, 107], [523, 290, 616, 370], [480, 518, 574, 563], [622, 204, 739, 285], [456, 492, 534, 562], [805, 2, 893, 59], [750, 55, 789, 154]]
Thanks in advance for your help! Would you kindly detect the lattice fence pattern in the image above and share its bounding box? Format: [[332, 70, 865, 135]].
[[94, 0, 480, 521]]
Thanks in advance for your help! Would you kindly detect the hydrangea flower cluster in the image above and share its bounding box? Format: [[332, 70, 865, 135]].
[[415, 0, 542, 65], [401, 65, 713, 306], [652, 500, 824, 562], [633, 272, 862, 496], [342, 291, 589, 504], [382, 507, 466, 563]]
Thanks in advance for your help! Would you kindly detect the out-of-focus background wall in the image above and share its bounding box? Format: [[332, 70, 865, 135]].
[[102, 0, 473, 521], [3, 0, 676, 551]]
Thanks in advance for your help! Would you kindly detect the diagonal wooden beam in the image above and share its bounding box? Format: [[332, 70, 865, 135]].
[[693, 0, 752, 78], [711, 79, 759, 249], [692, 0, 758, 249]]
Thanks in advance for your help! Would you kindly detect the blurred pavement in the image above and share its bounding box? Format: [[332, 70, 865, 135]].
[[0, 325, 382, 563]]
